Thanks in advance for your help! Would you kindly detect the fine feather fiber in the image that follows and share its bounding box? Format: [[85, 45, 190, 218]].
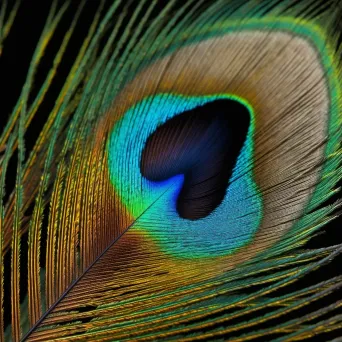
[[0, 0, 342, 341]]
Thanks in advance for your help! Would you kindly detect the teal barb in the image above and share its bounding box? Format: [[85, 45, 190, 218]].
[[108, 94, 262, 258], [1, 0, 342, 341]]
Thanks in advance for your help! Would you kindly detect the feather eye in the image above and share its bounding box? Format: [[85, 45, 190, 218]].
[[1, 0, 342, 341]]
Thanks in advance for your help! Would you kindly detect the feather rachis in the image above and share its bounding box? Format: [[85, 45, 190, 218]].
[[1, 0, 342, 340]]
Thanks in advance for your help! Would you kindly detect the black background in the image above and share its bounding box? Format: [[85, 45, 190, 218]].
[[1, 1, 341, 340]]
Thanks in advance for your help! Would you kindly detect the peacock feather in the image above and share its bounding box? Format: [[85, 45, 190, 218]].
[[1, 0, 342, 340]]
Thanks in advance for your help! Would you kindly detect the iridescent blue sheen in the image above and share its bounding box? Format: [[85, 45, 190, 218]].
[[108, 93, 262, 258]]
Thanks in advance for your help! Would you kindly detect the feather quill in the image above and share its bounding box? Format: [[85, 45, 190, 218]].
[[1, 0, 342, 341]]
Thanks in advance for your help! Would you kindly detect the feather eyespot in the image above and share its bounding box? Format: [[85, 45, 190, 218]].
[[1, 1, 341, 341]]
